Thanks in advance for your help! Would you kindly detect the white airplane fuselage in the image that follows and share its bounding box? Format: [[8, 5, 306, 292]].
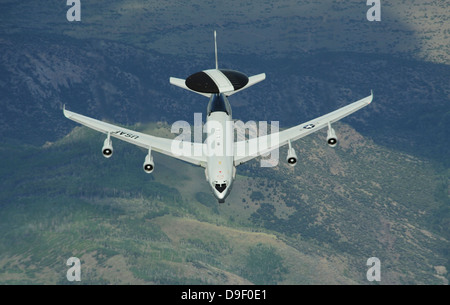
[[63, 31, 373, 206], [205, 94, 235, 203]]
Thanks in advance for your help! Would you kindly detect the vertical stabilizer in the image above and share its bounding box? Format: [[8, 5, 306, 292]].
[[214, 30, 218, 70]]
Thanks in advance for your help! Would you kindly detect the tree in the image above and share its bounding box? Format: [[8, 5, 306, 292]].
[[243, 243, 287, 284]]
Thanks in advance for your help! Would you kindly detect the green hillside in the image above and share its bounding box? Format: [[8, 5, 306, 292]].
[[0, 123, 448, 284], [2, 0, 448, 64]]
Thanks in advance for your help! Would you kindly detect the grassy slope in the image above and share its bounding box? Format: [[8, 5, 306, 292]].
[[0, 1, 448, 284], [0, 123, 448, 284]]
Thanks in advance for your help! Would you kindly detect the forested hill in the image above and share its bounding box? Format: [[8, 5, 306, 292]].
[[0, 123, 448, 284], [0, 0, 448, 284]]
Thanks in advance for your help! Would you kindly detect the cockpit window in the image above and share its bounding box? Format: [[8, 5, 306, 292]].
[[215, 183, 227, 193]]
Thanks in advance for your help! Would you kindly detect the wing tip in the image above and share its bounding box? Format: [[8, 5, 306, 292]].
[[63, 104, 71, 118], [368, 90, 374, 104]]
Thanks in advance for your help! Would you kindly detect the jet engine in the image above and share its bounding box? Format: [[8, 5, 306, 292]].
[[143, 149, 154, 174], [327, 123, 338, 147], [286, 140, 297, 166], [102, 135, 113, 158]]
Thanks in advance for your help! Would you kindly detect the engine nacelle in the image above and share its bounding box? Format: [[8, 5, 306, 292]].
[[143, 152, 154, 174], [286, 147, 297, 167], [102, 137, 113, 158], [327, 127, 338, 147]]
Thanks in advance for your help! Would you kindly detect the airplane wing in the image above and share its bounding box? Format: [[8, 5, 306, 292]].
[[63, 107, 207, 167], [233, 91, 373, 166]]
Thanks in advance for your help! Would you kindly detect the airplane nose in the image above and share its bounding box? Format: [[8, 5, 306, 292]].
[[214, 189, 227, 203], [212, 181, 228, 201], [216, 192, 226, 199]]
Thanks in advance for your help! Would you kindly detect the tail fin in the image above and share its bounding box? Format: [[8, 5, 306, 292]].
[[214, 30, 218, 70]]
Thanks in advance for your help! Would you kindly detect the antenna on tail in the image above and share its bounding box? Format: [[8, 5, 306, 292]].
[[214, 30, 218, 69]]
